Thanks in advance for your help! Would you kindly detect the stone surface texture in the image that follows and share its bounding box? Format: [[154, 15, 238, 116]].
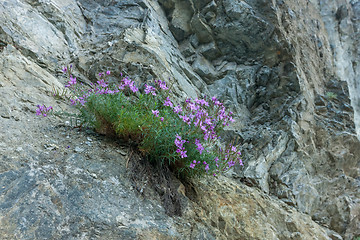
[[0, 0, 359, 239]]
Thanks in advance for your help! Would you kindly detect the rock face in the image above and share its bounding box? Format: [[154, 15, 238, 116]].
[[0, 0, 359, 239], [316, 0, 360, 140]]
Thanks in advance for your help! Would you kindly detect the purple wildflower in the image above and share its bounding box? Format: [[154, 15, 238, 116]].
[[164, 97, 173, 107], [194, 139, 204, 154], [190, 160, 197, 169], [212, 97, 221, 106], [173, 105, 182, 114], [218, 107, 226, 120], [227, 115, 235, 123], [180, 150, 187, 158], [35, 104, 53, 117], [129, 83, 138, 93], [35, 105, 44, 116], [204, 118, 212, 125], [205, 164, 210, 172], [65, 76, 77, 87], [78, 97, 86, 106], [228, 160, 236, 168], [97, 79, 108, 88], [174, 135, 185, 147], [187, 102, 199, 111], [144, 84, 156, 95], [194, 118, 200, 126], [120, 78, 138, 92], [155, 80, 169, 90], [180, 115, 191, 125], [152, 109, 160, 117], [197, 98, 209, 106], [106, 70, 111, 75], [123, 77, 131, 85]]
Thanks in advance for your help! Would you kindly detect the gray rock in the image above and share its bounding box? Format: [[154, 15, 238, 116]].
[[74, 146, 84, 153], [317, 0, 360, 143], [192, 55, 217, 84], [198, 42, 221, 61], [168, 0, 193, 42], [190, 13, 214, 44], [0, 0, 359, 239], [179, 40, 196, 58]]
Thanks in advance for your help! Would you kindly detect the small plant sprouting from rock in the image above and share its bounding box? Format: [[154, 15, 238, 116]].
[[36, 66, 243, 178], [51, 84, 71, 100], [36, 104, 53, 117], [325, 91, 337, 100]]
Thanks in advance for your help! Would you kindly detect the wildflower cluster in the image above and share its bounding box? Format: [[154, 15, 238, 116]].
[[155, 94, 241, 176], [61, 67, 139, 107], [36, 105, 53, 117], [175, 134, 188, 158], [35, 65, 243, 178]]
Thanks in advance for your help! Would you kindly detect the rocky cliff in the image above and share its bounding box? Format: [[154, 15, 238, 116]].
[[0, 0, 359, 239]]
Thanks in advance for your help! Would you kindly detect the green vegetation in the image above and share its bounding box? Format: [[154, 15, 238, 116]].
[[36, 66, 243, 178], [325, 91, 337, 100]]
